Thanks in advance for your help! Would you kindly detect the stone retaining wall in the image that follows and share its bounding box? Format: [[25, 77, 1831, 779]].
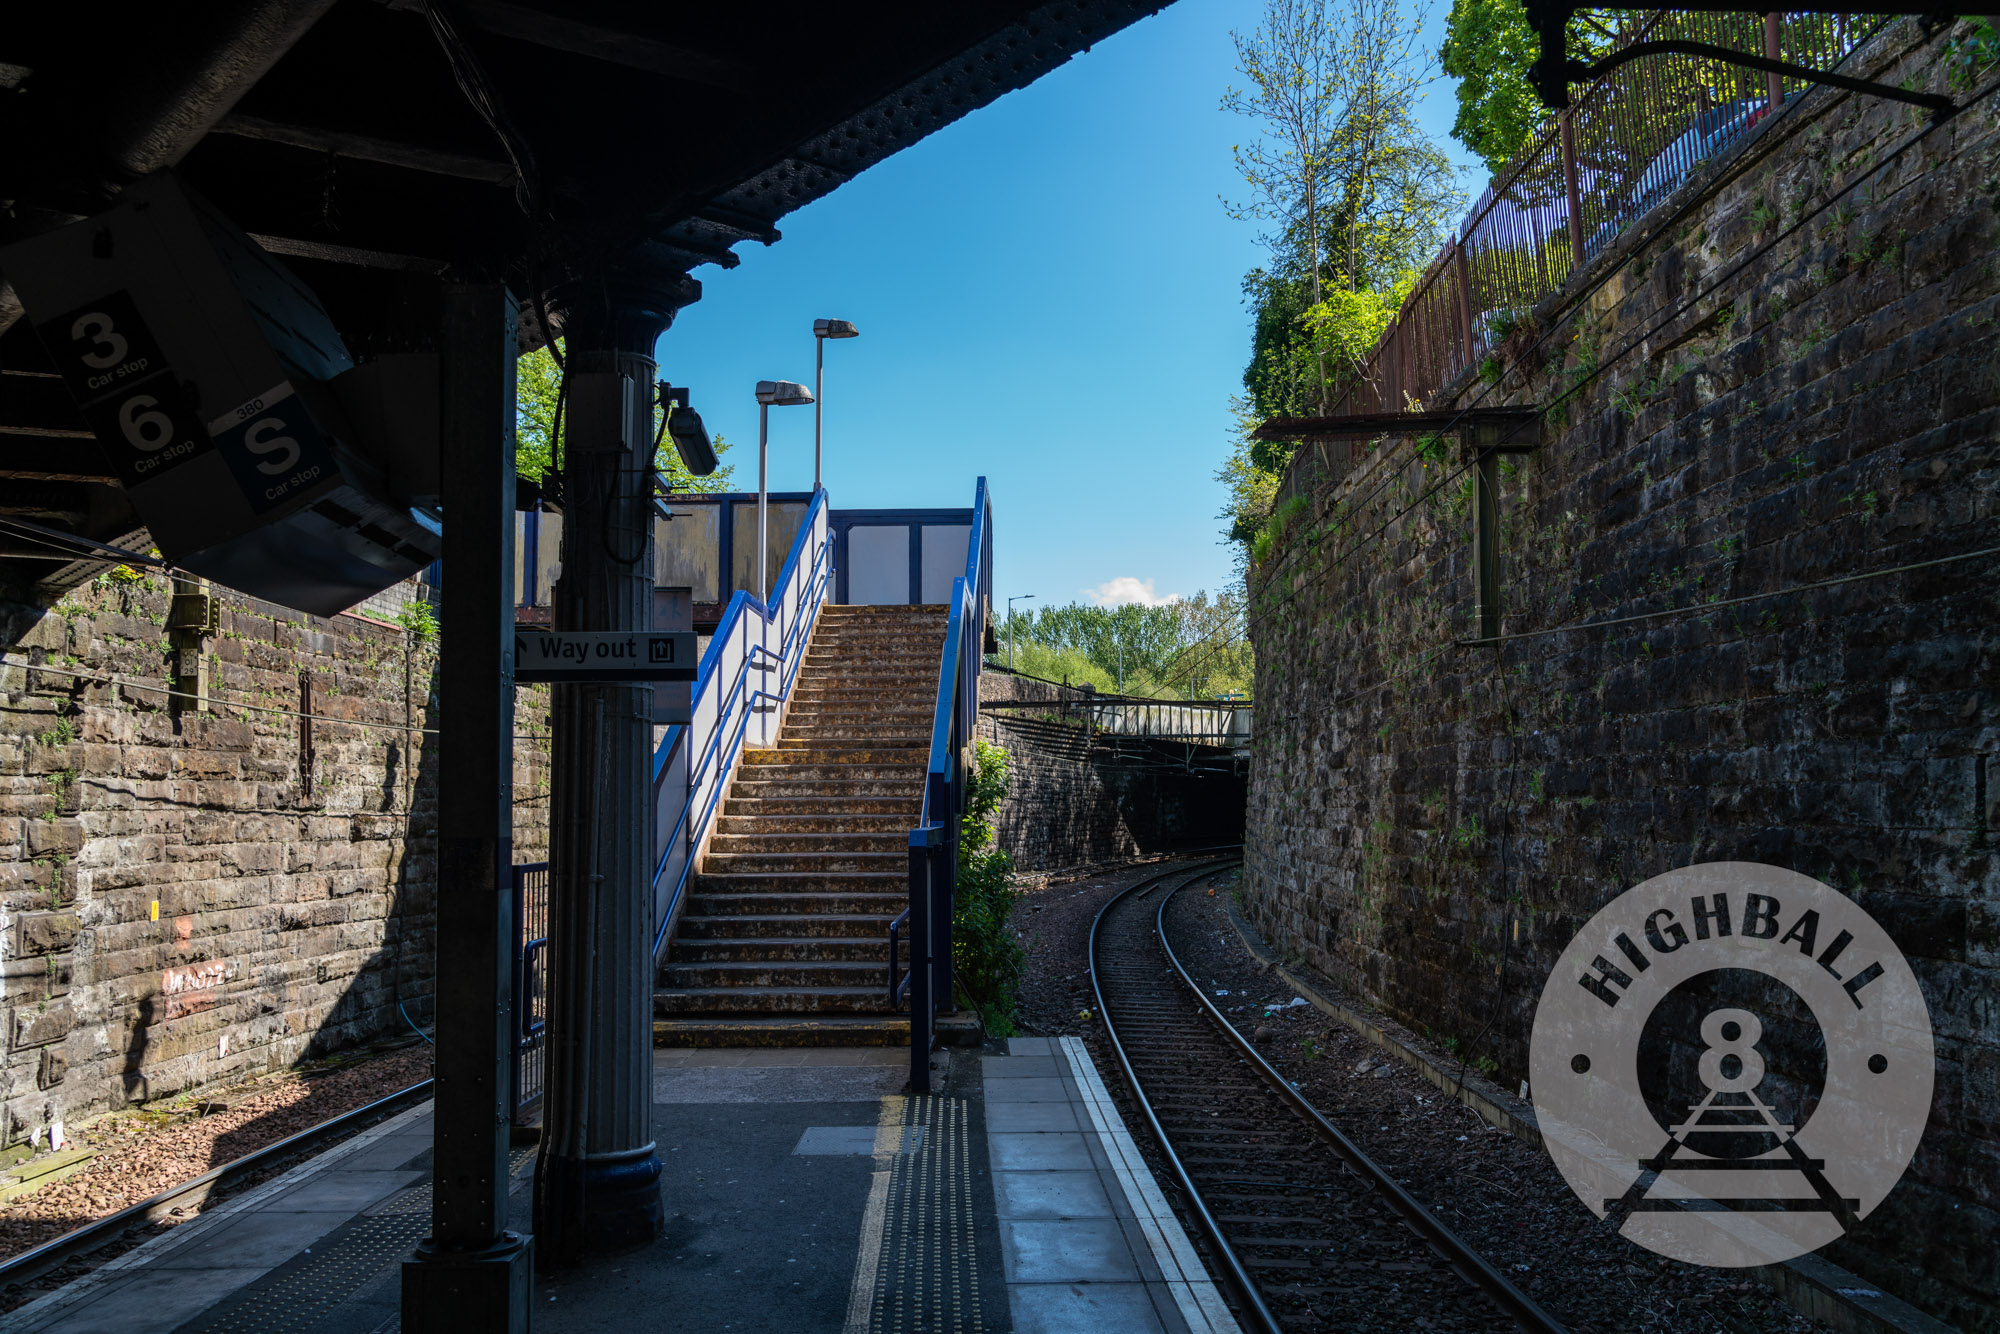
[[979, 670, 1245, 872], [0, 572, 550, 1143], [1242, 26, 1997, 1326]]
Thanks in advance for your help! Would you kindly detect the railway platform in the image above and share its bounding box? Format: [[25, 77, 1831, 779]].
[[4, 1042, 1235, 1334]]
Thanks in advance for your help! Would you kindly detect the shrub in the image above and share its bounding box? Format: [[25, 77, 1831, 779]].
[[953, 739, 1024, 1034]]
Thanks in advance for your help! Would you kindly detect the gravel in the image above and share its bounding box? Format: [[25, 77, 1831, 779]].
[[0, 1040, 431, 1311], [1011, 860, 1181, 1038], [1160, 874, 1832, 1334]]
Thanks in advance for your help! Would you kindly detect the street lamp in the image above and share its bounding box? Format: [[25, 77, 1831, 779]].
[[754, 380, 814, 605], [1006, 594, 1035, 672], [812, 318, 860, 493]]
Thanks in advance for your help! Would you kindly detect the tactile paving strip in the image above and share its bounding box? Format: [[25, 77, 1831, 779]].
[[868, 1095, 990, 1334], [182, 1213, 426, 1334], [182, 1147, 536, 1333]]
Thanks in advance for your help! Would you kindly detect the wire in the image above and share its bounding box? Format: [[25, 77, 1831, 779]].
[[1456, 545, 2000, 647], [1233, 69, 1994, 697], [1, 655, 440, 735], [1269, 541, 1997, 740], [0, 516, 164, 567], [400, 1001, 436, 1045]]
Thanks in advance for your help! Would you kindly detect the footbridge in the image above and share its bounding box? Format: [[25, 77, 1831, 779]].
[[607, 480, 994, 1093]]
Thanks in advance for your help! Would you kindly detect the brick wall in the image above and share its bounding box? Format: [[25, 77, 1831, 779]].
[[0, 572, 550, 1143], [1242, 27, 1997, 1326]]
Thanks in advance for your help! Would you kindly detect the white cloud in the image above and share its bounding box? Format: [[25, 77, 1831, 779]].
[[1081, 577, 1181, 608]]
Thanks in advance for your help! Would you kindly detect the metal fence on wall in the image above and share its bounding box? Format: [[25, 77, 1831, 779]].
[[1322, 10, 1887, 428], [510, 861, 549, 1126]]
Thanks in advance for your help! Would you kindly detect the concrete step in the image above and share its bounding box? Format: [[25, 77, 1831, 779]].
[[799, 663, 936, 677], [654, 985, 900, 1015], [781, 706, 933, 721], [812, 608, 944, 620], [686, 889, 906, 916], [744, 748, 920, 768], [727, 779, 923, 801], [804, 640, 944, 656], [715, 814, 914, 835], [653, 1015, 910, 1047], [786, 692, 934, 709], [700, 850, 906, 875], [707, 831, 906, 855], [674, 913, 893, 940], [661, 960, 890, 989], [671, 936, 890, 962], [730, 763, 925, 783], [777, 728, 930, 745], [721, 796, 920, 817]]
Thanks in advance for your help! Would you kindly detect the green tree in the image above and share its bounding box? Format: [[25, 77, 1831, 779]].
[[993, 593, 1253, 699], [1224, 0, 1460, 560], [1439, 0, 1619, 175], [1226, 0, 1460, 413], [515, 343, 737, 492]]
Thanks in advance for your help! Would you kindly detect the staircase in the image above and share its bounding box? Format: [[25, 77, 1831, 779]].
[[653, 604, 946, 1045]]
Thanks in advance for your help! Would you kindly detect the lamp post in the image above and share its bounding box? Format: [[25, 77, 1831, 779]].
[[754, 379, 814, 605], [812, 319, 859, 492], [1006, 594, 1035, 672]]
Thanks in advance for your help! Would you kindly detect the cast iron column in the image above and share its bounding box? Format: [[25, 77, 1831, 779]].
[[402, 285, 532, 1329], [534, 279, 691, 1262]]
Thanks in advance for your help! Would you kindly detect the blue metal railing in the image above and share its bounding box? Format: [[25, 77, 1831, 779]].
[[899, 477, 991, 1093], [649, 488, 835, 961]]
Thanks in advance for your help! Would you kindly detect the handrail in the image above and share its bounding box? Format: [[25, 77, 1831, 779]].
[[650, 488, 834, 961], [902, 477, 990, 1093]]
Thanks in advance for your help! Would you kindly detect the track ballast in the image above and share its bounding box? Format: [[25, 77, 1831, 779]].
[[1089, 861, 1566, 1334]]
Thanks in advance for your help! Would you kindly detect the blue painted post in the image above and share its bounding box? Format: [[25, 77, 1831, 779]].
[[929, 769, 953, 1027], [908, 829, 932, 1094]]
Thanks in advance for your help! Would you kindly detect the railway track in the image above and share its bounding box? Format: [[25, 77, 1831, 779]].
[[0, 1078, 433, 1294], [1090, 862, 1566, 1334]]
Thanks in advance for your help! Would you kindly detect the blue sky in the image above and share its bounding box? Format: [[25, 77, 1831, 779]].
[[654, 0, 1477, 610]]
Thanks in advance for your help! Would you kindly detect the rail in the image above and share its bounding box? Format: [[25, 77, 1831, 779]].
[[649, 487, 834, 961], [898, 476, 992, 1094], [1088, 860, 1566, 1334], [0, 1077, 436, 1292], [1293, 10, 1889, 486]]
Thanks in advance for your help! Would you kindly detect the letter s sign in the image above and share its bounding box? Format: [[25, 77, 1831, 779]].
[[244, 417, 302, 475]]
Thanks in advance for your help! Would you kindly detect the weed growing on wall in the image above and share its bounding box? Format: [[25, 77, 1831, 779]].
[[953, 739, 1025, 1035], [396, 600, 438, 648]]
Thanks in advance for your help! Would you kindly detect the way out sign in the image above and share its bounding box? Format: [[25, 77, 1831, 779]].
[[514, 630, 697, 683]]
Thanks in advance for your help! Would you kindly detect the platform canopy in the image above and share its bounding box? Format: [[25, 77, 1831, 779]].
[[0, 0, 1166, 598]]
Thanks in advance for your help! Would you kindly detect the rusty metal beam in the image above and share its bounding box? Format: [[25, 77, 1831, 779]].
[[383, 0, 755, 90], [213, 113, 517, 184], [0, 1, 338, 340], [0, 373, 88, 437], [0, 437, 114, 482], [247, 233, 449, 273]]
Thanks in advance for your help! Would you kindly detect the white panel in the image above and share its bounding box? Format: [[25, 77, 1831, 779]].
[[655, 502, 720, 603], [847, 525, 909, 605], [920, 525, 971, 605]]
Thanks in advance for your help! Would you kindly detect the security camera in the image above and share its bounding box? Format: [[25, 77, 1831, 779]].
[[658, 383, 717, 476], [667, 403, 717, 476]]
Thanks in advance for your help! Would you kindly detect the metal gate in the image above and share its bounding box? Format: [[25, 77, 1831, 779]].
[[510, 862, 549, 1125]]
